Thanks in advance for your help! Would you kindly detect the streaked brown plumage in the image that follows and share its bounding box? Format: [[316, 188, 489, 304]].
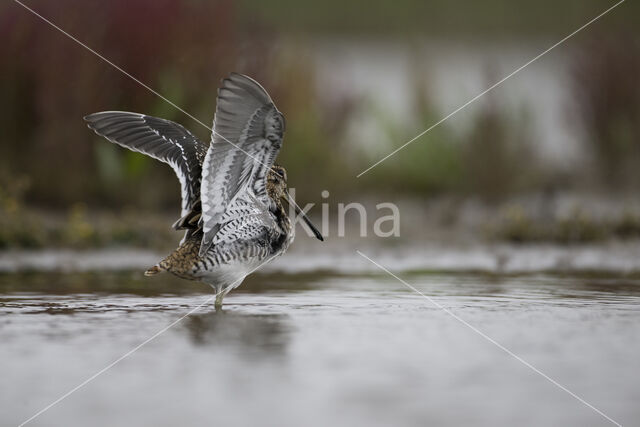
[[85, 74, 323, 308], [145, 165, 292, 282]]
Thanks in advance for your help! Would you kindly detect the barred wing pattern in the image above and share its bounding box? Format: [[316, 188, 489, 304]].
[[201, 194, 284, 284], [84, 112, 208, 217], [199, 73, 285, 256], [213, 194, 277, 245]]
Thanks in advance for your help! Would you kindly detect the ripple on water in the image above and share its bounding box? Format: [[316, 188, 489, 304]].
[[1, 271, 640, 426]]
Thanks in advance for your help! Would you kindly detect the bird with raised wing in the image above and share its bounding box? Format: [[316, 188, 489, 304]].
[[85, 73, 323, 308]]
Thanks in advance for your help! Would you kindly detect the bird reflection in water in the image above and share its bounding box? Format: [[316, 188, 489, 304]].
[[183, 310, 290, 356]]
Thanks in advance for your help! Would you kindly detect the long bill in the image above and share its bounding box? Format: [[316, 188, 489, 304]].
[[285, 191, 324, 241]]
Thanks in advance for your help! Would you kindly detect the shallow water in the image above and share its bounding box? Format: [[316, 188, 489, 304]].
[[1, 270, 639, 426]]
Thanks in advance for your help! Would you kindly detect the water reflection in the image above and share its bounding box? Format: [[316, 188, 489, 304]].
[[2, 270, 640, 426], [182, 311, 291, 356]]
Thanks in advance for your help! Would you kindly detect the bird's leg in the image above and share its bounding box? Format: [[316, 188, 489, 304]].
[[214, 285, 233, 311], [214, 291, 224, 311]]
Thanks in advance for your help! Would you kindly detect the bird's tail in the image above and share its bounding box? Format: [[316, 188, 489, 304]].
[[144, 265, 163, 276]]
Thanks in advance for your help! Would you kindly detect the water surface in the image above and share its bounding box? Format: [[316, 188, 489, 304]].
[[1, 270, 639, 426]]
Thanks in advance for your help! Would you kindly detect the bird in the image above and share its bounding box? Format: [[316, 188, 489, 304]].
[[84, 72, 323, 308]]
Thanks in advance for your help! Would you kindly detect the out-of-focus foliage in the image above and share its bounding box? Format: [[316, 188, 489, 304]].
[[493, 204, 640, 244], [570, 33, 640, 190], [0, 173, 45, 248], [2, 0, 640, 249], [358, 70, 539, 200], [266, 61, 357, 198], [0, 0, 358, 209], [243, 0, 638, 37], [0, 0, 269, 208], [0, 172, 178, 249]]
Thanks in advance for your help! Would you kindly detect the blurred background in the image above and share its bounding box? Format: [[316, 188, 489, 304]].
[[1, 0, 639, 250], [4, 3, 640, 426]]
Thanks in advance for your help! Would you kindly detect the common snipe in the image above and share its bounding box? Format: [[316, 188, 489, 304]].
[[85, 73, 323, 307]]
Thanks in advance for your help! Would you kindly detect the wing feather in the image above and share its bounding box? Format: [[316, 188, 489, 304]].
[[84, 111, 208, 217], [199, 73, 285, 256]]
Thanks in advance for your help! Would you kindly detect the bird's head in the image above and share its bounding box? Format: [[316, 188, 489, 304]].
[[267, 164, 323, 241], [267, 164, 288, 199]]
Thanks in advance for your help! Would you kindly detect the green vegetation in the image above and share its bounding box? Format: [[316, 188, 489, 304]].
[[357, 68, 541, 199], [493, 205, 640, 244], [1, 1, 639, 249], [0, 175, 177, 250]]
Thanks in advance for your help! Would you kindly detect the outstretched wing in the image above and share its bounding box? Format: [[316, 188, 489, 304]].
[[84, 111, 208, 217], [199, 73, 285, 256]]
